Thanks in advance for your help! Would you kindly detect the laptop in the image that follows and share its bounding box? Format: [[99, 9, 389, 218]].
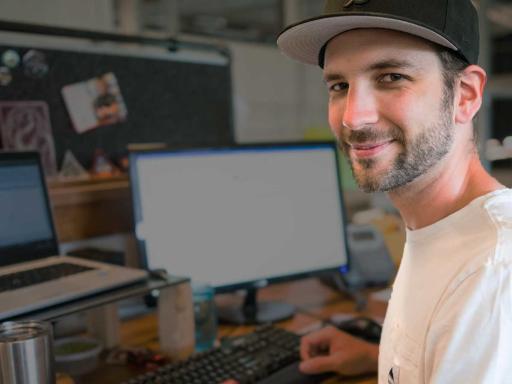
[[0, 151, 148, 320]]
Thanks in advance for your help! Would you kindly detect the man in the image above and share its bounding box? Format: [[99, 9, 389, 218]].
[[278, 0, 512, 383]]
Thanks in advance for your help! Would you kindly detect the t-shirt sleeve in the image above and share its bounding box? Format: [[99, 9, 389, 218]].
[[425, 263, 512, 383]]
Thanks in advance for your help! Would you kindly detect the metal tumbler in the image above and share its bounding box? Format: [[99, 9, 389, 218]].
[[0, 321, 55, 384]]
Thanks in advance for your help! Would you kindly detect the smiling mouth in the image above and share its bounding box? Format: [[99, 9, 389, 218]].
[[352, 141, 391, 149], [349, 140, 395, 158]]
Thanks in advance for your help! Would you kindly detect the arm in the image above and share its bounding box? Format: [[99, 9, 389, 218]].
[[299, 325, 379, 376], [426, 265, 512, 383]]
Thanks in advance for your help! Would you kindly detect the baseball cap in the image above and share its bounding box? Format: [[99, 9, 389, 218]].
[[277, 0, 479, 67]]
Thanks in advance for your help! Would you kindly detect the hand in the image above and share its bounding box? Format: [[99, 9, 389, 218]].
[[299, 325, 378, 376]]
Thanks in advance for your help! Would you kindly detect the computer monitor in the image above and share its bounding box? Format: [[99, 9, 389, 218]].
[[129, 142, 350, 324]]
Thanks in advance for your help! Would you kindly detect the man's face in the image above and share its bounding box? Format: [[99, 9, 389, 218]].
[[323, 29, 455, 192]]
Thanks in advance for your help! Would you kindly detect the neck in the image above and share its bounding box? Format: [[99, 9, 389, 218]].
[[388, 145, 504, 230]]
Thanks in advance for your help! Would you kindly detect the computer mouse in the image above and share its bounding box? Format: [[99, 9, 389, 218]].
[[332, 316, 382, 344]]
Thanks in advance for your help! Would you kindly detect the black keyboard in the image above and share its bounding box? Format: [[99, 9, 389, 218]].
[[0, 262, 94, 293], [121, 325, 332, 384]]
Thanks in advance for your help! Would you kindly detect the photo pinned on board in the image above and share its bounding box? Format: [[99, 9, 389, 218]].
[[61, 72, 128, 134]]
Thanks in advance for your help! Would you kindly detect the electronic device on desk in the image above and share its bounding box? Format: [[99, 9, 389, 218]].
[[0, 151, 147, 320], [343, 223, 395, 288], [129, 142, 350, 324], [318, 223, 395, 311], [331, 315, 382, 344], [121, 324, 333, 384]]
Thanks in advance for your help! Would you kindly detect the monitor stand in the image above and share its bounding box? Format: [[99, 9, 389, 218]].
[[217, 287, 295, 325]]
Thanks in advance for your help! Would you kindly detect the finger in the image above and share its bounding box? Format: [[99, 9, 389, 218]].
[[300, 334, 325, 360], [300, 326, 338, 360], [300, 340, 329, 361], [300, 339, 309, 361], [299, 354, 342, 374], [301, 326, 339, 344]]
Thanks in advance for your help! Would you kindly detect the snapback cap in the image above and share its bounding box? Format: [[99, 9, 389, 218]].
[[277, 0, 479, 67]]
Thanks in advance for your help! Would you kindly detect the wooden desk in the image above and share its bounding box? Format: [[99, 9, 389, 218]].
[[77, 278, 385, 384]]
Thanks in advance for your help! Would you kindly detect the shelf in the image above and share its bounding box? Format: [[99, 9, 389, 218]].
[[488, 74, 512, 98], [48, 176, 133, 242], [10, 275, 188, 322], [491, 168, 512, 187]]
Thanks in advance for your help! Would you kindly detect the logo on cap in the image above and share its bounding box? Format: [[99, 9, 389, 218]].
[[344, 0, 369, 8]]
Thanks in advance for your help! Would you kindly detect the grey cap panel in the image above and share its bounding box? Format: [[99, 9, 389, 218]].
[[277, 15, 458, 66]]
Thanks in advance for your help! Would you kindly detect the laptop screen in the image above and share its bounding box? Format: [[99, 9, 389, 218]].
[[0, 153, 58, 267]]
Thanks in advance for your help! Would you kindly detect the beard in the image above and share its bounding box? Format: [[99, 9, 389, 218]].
[[339, 91, 454, 193]]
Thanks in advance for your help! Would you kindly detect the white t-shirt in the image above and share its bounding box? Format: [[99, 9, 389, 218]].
[[379, 189, 512, 384]]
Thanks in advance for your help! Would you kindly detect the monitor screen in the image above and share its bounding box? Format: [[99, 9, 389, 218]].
[[0, 152, 58, 266], [129, 142, 350, 323]]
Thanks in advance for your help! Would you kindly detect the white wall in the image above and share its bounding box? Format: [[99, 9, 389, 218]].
[[229, 41, 329, 143], [0, 0, 115, 32]]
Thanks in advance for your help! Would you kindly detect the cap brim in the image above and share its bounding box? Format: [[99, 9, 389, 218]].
[[277, 14, 458, 66]]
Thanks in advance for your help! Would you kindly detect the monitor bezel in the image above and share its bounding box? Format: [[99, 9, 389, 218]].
[[0, 151, 60, 267], [128, 141, 351, 293]]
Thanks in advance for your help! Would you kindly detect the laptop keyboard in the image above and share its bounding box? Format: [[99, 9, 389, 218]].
[[0, 263, 95, 293]]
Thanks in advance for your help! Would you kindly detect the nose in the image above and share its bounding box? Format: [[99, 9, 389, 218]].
[[341, 85, 379, 130]]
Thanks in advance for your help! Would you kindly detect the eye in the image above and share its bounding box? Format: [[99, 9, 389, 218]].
[[329, 82, 348, 92], [379, 73, 405, 83]]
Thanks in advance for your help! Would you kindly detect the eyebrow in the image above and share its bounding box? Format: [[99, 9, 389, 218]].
[[366, 59, 419, 72], [323, 59, 420, 83]]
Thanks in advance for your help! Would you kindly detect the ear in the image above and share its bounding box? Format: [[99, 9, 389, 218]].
[[454, 65, 487, 124]]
